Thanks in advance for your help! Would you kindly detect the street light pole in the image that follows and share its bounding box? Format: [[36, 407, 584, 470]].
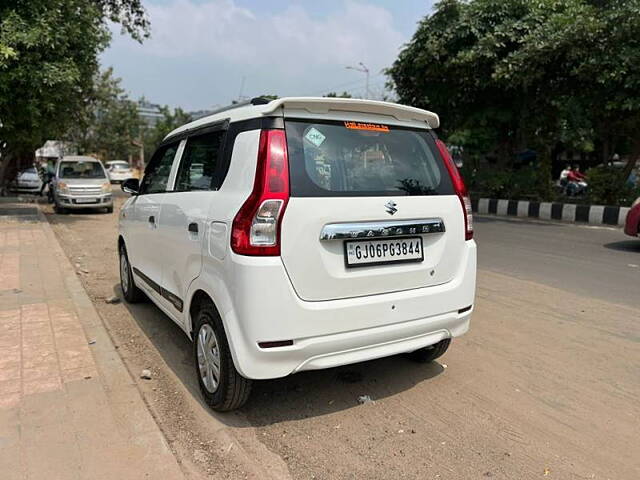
[[345, 62, 370, 99]]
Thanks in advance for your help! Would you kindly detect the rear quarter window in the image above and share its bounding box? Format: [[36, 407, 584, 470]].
[[285, 120, 454, 197]]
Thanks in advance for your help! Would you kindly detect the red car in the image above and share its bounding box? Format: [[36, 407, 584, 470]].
[[624, 197, 640, 237]]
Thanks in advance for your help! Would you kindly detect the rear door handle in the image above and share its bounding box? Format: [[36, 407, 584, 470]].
[[188, 222, 198, 234]]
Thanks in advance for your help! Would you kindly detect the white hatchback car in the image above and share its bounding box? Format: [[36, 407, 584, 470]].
[[118, 97, 476, 411], [10, 166, 43, 193], [105, 160, 134, 183]]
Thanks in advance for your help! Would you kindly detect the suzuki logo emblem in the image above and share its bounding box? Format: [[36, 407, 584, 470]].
[[384, 200, 398, 215]]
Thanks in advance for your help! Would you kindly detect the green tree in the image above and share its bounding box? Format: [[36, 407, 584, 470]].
[[387, 0, 640, 199], [142, 106, 193, 163], [0, 0, 148, 185], [496, 0, 640, 183], [69, 68, 140, 161], [387, 0, 531, 166]]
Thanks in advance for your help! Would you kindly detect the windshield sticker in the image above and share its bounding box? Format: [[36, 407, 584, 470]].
[[304, 127, 326, 147], [344, 121, 390, 132]]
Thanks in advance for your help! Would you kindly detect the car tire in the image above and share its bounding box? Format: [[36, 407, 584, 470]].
[[106, 206, 114, 214], [119, 244, 144, 303], [406, 338, 451, 363], [54, 203, 66, 214], [193, 301, 252, 411]]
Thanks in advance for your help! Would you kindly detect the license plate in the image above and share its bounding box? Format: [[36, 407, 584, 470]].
[[344, 237, 424, 267], [74, 198, 97, 204]]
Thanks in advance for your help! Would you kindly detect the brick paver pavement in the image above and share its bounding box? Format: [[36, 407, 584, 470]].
[[0, 202, 184, 479]]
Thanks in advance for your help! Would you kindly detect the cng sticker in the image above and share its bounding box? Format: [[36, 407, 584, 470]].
[[304, 127, 326, 147]]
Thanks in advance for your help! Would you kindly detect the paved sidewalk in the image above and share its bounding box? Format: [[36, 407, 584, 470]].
[[0, 202, 185, 479]]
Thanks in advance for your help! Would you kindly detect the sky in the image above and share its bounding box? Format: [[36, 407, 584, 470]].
[[101, 0, 436, 111]]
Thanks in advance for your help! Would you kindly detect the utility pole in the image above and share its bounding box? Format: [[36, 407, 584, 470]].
[[238, 76, 246, 101], [346, 62, 370, 99], [131, 126, 144, 169]]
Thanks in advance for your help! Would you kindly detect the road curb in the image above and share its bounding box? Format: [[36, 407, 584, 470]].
[[472, 198, 629, 227]]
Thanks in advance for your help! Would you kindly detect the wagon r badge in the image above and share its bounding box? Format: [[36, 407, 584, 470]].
[[385, 200, 398, 215]]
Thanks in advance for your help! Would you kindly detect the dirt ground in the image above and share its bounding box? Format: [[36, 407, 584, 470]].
[[43, 194, 640, 480]]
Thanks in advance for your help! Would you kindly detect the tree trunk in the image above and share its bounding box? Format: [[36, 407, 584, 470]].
[[0, 150, 15, 195], [0, 149, 32, 195], [602, 137, 611, 164], [496, 140, 510, 167], [536, 145, 553, 201]]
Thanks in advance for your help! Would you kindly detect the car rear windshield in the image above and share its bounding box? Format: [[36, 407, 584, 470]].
[[59, 161, 106, 179], [111, 163, 129, 170], [285, 119, 454, 197]]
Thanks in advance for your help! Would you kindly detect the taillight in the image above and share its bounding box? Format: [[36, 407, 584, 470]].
[[436, 139, 473, 240], [231, 129, 289, 255]]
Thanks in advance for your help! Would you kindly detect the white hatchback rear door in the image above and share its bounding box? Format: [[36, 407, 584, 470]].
[[280, 117, 467, 302]]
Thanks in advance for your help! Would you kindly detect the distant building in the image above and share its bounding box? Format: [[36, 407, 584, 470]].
[[138, 99, 221, 125], [137, 100, 164, 127], [188, 107, 221, 121]]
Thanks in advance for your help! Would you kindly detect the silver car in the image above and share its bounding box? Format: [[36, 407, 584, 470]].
[[53, 156, 113, 213], [9, 166, 43, 194]]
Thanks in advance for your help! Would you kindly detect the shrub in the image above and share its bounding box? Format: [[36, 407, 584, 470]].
[[585, 166, 639, 206], [463, 165, 547, 200]]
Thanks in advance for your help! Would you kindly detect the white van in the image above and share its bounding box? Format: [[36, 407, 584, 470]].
[[118, 97, 476, 411]]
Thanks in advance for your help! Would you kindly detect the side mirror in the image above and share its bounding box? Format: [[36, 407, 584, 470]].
[[122, 178, 140, 195]]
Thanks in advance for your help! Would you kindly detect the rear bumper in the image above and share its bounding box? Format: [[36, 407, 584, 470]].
[[221, 241, 476, 379], [280, 310, 469, 374], [109, 174, 132, 183]]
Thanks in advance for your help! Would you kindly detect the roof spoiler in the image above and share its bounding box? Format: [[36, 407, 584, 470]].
[[261, 97, 439, 129]]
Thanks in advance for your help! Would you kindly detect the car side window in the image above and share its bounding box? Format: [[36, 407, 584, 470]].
[[175, 131, 224, 192], [139, 144, 179, 194]]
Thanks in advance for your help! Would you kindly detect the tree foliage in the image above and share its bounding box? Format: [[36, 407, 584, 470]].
[[387, 0, 640, 196], [70, 67, 193, 164], [142, 106, 192, 163], [69, 68, 140, 161], [0, 0, 148, 183]]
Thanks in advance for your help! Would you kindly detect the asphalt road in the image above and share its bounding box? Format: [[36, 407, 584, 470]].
[[476, 215, 640, 308], [44, 200, 640, 480]]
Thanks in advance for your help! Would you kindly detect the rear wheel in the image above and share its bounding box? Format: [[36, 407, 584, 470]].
[[119, 244, 144, 303], [193, 301, 252, 411], [407, 338, 451, 363], [106, 205, 114, 214]]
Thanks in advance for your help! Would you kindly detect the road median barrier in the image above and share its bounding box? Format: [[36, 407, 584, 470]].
[[472, 197, 629, 227]]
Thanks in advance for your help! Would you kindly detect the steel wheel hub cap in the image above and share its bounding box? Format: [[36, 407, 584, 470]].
[[197, 324, 221, 393], [120, 253, 129, 293]]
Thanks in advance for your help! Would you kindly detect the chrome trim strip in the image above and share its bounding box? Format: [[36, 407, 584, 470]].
[[319, 218, 445, 241]]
